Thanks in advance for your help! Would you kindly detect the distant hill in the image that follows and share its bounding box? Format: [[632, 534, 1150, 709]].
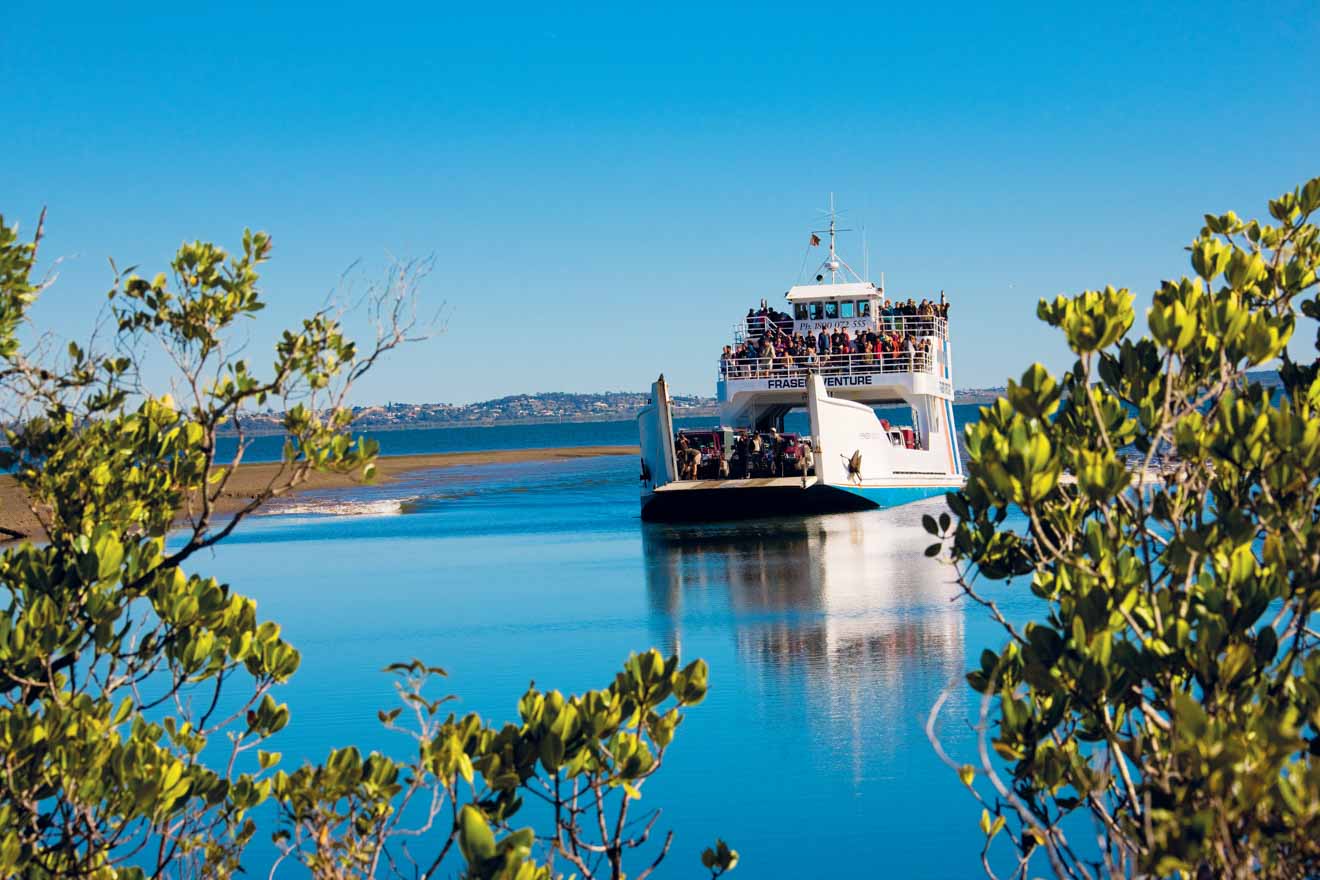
[[229, 391, 719, 434]]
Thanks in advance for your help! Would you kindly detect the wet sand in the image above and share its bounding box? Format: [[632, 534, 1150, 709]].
[[0, 445, 639, 542]]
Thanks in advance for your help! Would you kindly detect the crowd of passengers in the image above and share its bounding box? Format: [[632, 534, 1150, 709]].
[[720, 297, 950, 378], [751, 296, 950, 334], [676, 429, 812, 480], [721, 326, 933, 377]]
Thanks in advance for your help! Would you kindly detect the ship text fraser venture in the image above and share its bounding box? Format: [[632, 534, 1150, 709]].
[[636, 202, 965, 521]]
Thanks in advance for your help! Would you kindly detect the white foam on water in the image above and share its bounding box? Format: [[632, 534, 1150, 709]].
[[256, 496, 416, 518]]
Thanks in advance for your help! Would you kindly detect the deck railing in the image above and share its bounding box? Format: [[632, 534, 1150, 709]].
[[718, 350, 936, 381], [734, 314, 948, 344]]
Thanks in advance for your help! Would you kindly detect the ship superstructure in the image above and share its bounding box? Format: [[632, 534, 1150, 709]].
[[637, 200, 964, 521]]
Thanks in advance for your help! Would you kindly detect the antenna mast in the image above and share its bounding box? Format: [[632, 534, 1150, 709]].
[[813, 193, 856, 284]]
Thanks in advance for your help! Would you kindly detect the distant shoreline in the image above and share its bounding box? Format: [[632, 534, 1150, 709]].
[[0, 445, 640, 543], [219, 396, 1011, 437], [219, 411, 721, 437]]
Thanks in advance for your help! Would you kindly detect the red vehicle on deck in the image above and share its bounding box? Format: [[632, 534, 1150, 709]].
[[675, 429, 725, 479]]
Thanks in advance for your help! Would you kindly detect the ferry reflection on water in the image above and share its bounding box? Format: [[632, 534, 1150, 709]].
[[641, 506, 965, 777]]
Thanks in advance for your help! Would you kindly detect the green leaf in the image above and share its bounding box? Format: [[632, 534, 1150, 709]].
[[458, 805, 496, 863]]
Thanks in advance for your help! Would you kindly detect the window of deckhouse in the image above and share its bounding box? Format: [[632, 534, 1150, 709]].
[[840, 301, 855, 318], [824, 301, 839, 319], [794, 304, 809, 320], [809, 302, 823, 320]]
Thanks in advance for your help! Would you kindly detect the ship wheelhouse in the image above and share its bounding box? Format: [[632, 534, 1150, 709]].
[[786, 282, 881, 334]]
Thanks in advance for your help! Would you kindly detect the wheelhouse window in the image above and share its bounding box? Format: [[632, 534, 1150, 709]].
[[824, 301, 839, 319], [840, 301, 855, 318], [858, 300, 871, 317], [808, 302, 823, 320], [794, 303, 809, 320]]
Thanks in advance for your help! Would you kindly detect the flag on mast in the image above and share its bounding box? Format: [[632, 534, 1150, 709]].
[[810, 233, 821, 246]]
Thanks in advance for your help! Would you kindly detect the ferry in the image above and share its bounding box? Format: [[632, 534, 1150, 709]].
[[637, 203, 964, 521]]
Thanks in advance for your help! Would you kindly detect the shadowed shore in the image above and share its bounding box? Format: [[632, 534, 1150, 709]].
[[0, 445, 640, 542]]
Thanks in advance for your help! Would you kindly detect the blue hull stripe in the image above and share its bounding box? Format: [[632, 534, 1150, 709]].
[[830, 483, 954, 507]]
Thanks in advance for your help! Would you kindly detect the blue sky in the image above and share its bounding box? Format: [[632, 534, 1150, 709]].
[[4, 1, 1317, 403]]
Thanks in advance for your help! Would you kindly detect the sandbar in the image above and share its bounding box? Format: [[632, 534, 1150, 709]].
[[0, 445, 640, 542]]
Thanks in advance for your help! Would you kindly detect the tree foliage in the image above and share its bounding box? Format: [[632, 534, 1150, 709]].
[[270, 652, 711, 880], [0, 216, 721, 879], [928, 177, 1320, 878]]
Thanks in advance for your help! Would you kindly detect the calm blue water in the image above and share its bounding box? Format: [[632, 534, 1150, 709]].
[[196, 411, 1033, 878]]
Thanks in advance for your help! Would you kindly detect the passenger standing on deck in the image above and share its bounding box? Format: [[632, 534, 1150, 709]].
[[737, 434, 752, 478], [749, 432, 764, 477]]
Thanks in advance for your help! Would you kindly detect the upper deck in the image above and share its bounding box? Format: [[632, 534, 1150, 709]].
[[721, 310, 950, 390], [731, 310, 948, 347], [714, 199, 954, 410]]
